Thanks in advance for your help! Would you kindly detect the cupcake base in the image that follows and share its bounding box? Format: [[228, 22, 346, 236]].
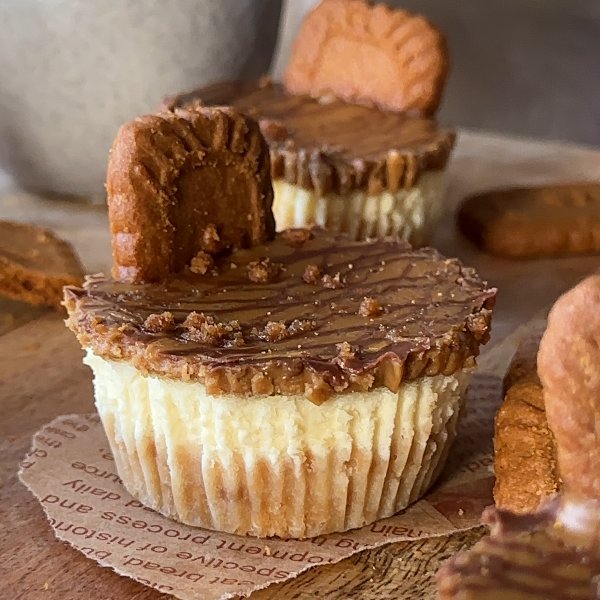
[[86, 351, 469, 538], [272, 171, 446, 245]]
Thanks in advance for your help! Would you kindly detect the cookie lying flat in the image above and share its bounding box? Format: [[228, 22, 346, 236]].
[[458, 183, 600, 258], [284, 0, 448, 116], [493, 330, 560, 513], [0, 220, 83, 308]]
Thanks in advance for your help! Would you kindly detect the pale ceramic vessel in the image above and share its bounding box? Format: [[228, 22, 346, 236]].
[[0, 0, 282, 198]]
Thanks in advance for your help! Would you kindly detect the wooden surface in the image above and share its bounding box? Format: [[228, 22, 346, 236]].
[[1, 130, 600, 599]]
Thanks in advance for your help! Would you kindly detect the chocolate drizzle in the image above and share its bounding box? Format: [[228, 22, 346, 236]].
[[64, 230, 495, 401], [165, 81, 456, 196], [438, 502, 600, 599]]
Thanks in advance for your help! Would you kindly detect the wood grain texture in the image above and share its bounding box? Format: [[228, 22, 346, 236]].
[[1, 130, 600, 599]]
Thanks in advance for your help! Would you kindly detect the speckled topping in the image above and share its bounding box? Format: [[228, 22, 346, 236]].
[[64, 229, 495, 402]]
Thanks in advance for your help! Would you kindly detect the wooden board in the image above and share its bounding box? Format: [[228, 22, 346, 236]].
[[1, 130, 600, 599]]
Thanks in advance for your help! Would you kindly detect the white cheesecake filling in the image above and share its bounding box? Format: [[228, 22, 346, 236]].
[[272, 171, 447, 244], [85, 350, 469, 537]]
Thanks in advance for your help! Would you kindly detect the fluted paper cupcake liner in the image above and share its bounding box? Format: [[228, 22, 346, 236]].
[[86, 352, 469, 539]]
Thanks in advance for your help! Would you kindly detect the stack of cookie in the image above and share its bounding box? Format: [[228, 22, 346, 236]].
[[166, 0, 455, 245]]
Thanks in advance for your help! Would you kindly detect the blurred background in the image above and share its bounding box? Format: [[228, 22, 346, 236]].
[[274, 0, 600, 146], [0, 0, 598, 198]]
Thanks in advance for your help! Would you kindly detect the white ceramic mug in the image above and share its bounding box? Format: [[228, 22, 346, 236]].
[[0, 0, 282, 198]]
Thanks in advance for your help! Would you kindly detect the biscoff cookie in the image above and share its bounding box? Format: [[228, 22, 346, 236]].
[[493, 330, 560, 513], [0, 220, 83, 308], [458, 183, 600, 259], [284, 0, 449, 116], [107, 106, 275, 283], [439, 276, 600, 599]]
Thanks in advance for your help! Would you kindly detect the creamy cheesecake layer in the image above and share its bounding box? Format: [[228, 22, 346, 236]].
[[273, 171, 446, 244], [87, 351, 469, 538]]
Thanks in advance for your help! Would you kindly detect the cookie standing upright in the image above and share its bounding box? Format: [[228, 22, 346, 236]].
[[438, 276, 600, 599], [167, 0, 454, 246], [284, 0, 449, 115], [107, 107, 275, 283]]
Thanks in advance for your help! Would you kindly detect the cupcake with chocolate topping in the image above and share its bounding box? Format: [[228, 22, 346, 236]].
[[64, 106, 494, 538], [166, 0, 454, 245]]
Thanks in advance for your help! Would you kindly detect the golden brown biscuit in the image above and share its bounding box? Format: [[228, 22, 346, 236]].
[[107, 107, 275, 283], [493, 330, 560, 513], [0, 220, 83, 309], [538, 274, 600, 500], [284, 0, 449, 116], [458, 183, 600, 259]]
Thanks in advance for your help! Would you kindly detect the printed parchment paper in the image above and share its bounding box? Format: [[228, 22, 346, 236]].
[[19, 318, 543, 599]]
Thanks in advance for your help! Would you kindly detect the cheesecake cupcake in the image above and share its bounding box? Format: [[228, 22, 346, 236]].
[[165, 0, 454, 245], [64, 106, 494, 538]]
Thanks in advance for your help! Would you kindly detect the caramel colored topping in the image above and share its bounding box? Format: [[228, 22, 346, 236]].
[[166, 81, 455, 196], [64, 229, 495, 402]]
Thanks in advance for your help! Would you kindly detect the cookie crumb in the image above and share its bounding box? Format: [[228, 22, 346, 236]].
[[288, 319, 317, 336], [260, 320, 288, 342], [189, 251, 214, 275], [359, 297, 384, 317], [336, 341, 356, 359], [247, 258, 283, 283], [144, 311, 176, 333], [200, 224, 221, 253], [282, 228, 314, 247], [322, 272, 345, 289], [183, 311, 242, 345], [303, 264, 321, 284]]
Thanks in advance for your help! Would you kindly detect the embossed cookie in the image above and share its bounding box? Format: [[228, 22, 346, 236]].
[[0, 220, 83, 308], [284, 0, 449, 116], [458, 183, 600, 259], [438, 276, 600, 599], [493, 330, 560, 513], [538, 274, 600, 499], [107, 107, 275, 283]]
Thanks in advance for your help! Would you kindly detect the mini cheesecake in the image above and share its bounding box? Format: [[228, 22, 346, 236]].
[[65, 228, 495, 538], [166, 80, 455, 246]]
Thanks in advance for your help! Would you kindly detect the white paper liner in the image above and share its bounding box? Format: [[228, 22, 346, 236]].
[[19, 318, 541, 600]]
